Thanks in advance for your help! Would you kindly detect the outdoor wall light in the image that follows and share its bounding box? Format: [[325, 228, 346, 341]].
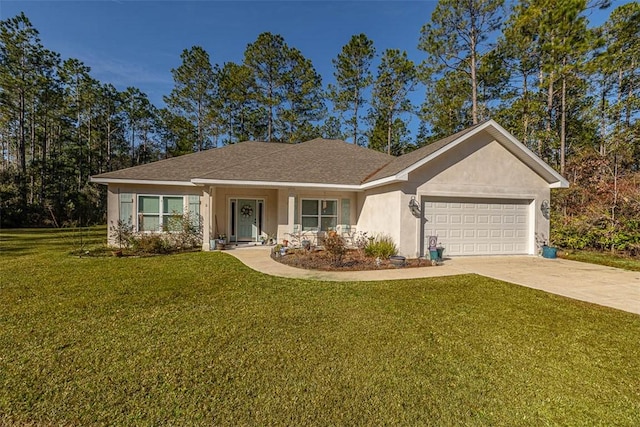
[[540, 199, 550, 220], [409, 196, 421, 217]]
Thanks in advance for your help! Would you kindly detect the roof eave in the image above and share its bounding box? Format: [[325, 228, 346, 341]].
[[190, 178, 363, 191], [89, 177, 197, 187], [359, 174, 407, 190]]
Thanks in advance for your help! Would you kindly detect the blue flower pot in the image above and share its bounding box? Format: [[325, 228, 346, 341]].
[[542, 245, 557, 259]]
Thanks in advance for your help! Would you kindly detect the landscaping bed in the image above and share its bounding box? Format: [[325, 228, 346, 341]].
[[272, 248, 434, 271]]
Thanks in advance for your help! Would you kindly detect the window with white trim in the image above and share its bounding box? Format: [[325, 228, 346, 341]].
[[301, 199, 338, 231], [137, 195, 185, 232]]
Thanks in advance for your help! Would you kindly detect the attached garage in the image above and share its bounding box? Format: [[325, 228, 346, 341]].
[[423, 197, 531, 256]]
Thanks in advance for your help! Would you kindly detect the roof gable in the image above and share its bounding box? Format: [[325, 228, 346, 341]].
[[362, 120, 568, 188]]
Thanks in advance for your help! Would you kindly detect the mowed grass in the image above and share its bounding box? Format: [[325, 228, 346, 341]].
[[561, 249, 640, 272], [1, 229, 639, 425]]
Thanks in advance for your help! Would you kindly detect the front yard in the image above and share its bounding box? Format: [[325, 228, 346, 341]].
[[1, 228, 639, 425]]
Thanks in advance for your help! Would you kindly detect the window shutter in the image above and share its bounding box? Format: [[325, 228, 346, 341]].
[[119, 193, 134, 225], [341, 199, 350, 227], [188, 195, 200, 228]]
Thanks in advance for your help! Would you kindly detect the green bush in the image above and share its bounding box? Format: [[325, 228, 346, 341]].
[[364, 234, 398, 258], [131, 234, 171, 254]]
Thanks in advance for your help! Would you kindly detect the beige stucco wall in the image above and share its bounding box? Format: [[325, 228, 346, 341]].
[[209, 187, 279, 244], [356, 186, 403, 252], [405, 133, 550, 257], [105, 184, 203, 246], [281, 189, 359, 241], [106, 183, 360, 249]]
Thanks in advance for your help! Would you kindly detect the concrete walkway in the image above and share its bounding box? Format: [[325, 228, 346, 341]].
[[223, 246, 640, 315]]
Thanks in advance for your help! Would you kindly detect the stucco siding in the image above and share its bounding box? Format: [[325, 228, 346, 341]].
[[357, 187, 405, 255], [106, 184, 203, 246], [405, 134, 551, 255]]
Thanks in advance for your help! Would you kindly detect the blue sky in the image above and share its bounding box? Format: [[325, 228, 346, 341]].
[[0, 1, 436, 107], [0, 0, 624, 137]]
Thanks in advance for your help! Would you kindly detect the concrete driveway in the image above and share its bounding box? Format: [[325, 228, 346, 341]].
[[225, 248, 640, 315], [449, 256, 640, 315]]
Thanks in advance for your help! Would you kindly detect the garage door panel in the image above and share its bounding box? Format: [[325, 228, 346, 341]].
[[424, 197, 530, 256]]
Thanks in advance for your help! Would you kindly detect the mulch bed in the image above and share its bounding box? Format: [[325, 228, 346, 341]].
[[272, 248, 434, 271]]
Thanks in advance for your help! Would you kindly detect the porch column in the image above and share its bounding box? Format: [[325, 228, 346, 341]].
[[202, 186, 213, 250], [287, 193, 296, 238]]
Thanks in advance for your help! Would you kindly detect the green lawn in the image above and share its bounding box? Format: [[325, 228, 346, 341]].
[[1, 228, 639, 425], [560, 249, 640, 272]]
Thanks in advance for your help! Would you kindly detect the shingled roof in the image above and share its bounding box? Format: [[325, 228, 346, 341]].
[[92, 121, 568, 189], [91, 138, 395, 186]]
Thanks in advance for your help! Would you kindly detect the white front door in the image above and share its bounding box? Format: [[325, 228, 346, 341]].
[[237, 199, 258, 241]]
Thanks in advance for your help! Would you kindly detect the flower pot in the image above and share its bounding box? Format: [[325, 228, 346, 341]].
[[542, 245, 557, 259], [389, 255, 406, 267]]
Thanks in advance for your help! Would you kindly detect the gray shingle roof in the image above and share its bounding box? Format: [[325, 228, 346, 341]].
[[91, 121, 569, 189], [92, 138, 395, 186]]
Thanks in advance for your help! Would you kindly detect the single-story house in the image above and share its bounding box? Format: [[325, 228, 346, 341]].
[[90, 120, 568, 257]]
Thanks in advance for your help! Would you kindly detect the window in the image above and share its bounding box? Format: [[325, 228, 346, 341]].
[[137, 195, 185, 232], [301, 199, 337, 231]]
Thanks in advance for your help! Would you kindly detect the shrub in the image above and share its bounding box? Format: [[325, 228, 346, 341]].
[[131, 234, 171, 254], [324, 230, 346, 266], [364, 234, 398, 258], [164, 213, 203, 249], [353, 231, 369, 255], [109, 220, 134, 249]]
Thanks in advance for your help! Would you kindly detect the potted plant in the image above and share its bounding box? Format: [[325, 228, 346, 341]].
[[216, 234, 227, 250], [541, 241, 557, 259]]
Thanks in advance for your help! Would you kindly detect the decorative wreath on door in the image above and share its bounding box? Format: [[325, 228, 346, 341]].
[[241, 204, 254, 218]]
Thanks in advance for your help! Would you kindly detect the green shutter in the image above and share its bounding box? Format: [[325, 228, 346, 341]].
[[294, 196, 299, 227], [341, 198, 350, 227], [188, 195, 200, 228], [119, 193, 133, 225]]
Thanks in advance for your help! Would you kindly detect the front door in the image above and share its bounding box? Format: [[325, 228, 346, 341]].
[[237, 199, 258, 241]]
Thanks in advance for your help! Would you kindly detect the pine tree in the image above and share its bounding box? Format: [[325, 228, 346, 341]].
[[279, 48, 325, 143], [244, 32, 324, 142], [328, 34, 375, 145], [419, 0, 504, 126], [218, 61, 263, 143], [243, 33, 289, 142], [164, 46, 218, 151], [370, 49, 417, 155]]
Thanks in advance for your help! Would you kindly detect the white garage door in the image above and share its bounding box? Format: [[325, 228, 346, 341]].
[[423, 197, 530, 256]]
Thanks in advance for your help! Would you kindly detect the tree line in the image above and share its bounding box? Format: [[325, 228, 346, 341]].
[[1, 1, 638, 254]]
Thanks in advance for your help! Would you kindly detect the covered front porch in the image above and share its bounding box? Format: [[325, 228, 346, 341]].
[[200, 186, 359, 251]]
